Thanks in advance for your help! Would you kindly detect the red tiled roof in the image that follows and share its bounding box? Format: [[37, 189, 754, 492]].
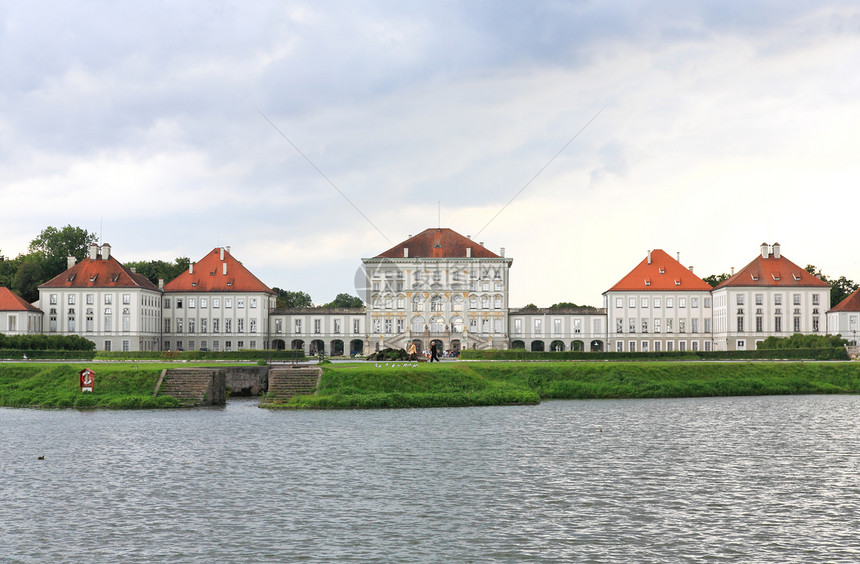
[[606, 249, 712, 293], [829, 288, 860, 313], [163, 248, 275, 294], [375, 228, 501, 259], [713, 251, 830, 290], [0, 287, 42, 313], [39, 255, 159, 290]]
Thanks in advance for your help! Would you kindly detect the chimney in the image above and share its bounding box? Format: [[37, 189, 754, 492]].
[[731, 266, 735, 276], [158, 278, 164, 290], [100, 243, 111, 260], [130, 267, 136, 273], [772, 242, 781, 259], [467, 235, 471, 239], [689, 266, 694, 273], [466, 248, 472, 258], [408, 234, 412, 238], [479, 241, 484, 247], [761, 242, 769, 259], [223, 262, 227, 275], [500, 247, 505, 257], [67, 256, 76, 269], [404, 247, 409, 258], [189, 262, 194, 275], [676, 251, 680, 262], [225, 246, 231, 255], [220, 247, 225, 260], [647, 250, 652, 265], [89, 243, 98, 260]]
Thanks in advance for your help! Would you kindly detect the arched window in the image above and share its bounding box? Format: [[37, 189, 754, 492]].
[[453, 294, 464, 311], [430, 295, 443, 312], [411, 315, 425, 332], [493, 295, 502, 309], [481, 295, 489, 309], [396, 294, 405, 309], [451, 316, 464, 333], [430, 316, 445, 332], [469, 295, 478, 309]]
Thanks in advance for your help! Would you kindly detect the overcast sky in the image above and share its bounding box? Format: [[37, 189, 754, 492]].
[[2, 1, 859, 307]]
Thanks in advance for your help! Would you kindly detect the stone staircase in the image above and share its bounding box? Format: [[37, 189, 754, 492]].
[[154, 368, 226, 407], [263, 367, 321, 405]]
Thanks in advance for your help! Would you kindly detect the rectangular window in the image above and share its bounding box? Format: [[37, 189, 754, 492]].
[[755, 294, 763, 306], [793, 316, 800, 332], [705, 341, 711, 351], [68, 295, 76, 305], [775, 316, 782, 332], [616, 341, 624, 352], [704, 298, 711, 308], [238, 319, 244, 333], [250, 298, 257, 308], [122, 316, 130, 332], [616, 318, 623, 333], [654, 319, 661, 333], [756, 316, 763, 332], [679, 341, 686, 352], [654, 298, 661, 308], [105, 294, 112, 305], [104, 340, 111, 352], [189, 298, 196, 308], [104, 315, 112, 332], [573, 319, 581, 333], [122, 340, 130, 352], [295, 319, 302, 333], [691, 297, 698, 308], [201, 319, 208, 333], [122, 294, 130, 305], [165, 319, 172, 333], [314, 319, 321, 334], [641, 341, 649, 352], [642, 319, 648, 333], [774, 295, 782, 305], [87, 294, 94, 305], [554, 319, 562, 334], [666, 341, 674, 352], [629, 318, 636, 333], [641, 298, 648, 308], [237, 341, 244, 349], [163, 298, 170, 308], [534, 319, 542, 334], [667, 298, 674, 308], [353, 319, 360, 334], [654, 341, 661, 352], [705, 319, 711, 333], [213, 298, 220, 308], [225, 319, 232, 333], [397, 319, 404, 332], [50, 294, 57, 305], [629, 298, 636, 308], [813, 316, 820, 332], [515, 319, 523, 334], [224, 341, 231, 351], [679, 298, 686, 308], [812, 294, 820, 306], [679, 319, 686, 333], [250, 319, 257, 333], [384, 319, 392, 333], [238, 298, 245, 308], [201, 298, 208, 308], [736, 295, 744, 306], [616, 297, 623, 308], [213, 319, 220, 333], [793, 294, 801, 306], [275, 319, 282, 333], [737, 316, 744, 332], [176, 319, 182, 333], [225, 298, 233, 308], [666, 319, 673, 333], [177, 298, 183, 308], [188, 319, 195, 333], [691, 319, 698, 333], [629, 341, 636, 352]]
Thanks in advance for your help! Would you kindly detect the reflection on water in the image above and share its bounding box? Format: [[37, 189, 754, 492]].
[[2, 395, 860, 562]]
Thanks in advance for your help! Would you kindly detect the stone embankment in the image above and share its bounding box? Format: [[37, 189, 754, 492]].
[[262, 367, 321, 405], [154, 368, 227, 407]]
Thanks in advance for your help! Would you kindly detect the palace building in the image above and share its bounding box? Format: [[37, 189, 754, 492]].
[[2, 233, 848, 354]]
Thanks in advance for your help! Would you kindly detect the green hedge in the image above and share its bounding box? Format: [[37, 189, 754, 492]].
[[460, 347, 849, 361], [0, 349, 97, 360], [94, 349, 306, 361], [0, 334, 95, 351]]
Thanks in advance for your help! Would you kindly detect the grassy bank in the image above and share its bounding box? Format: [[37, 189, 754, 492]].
[[276, 361, 860, 409], [0, 363, 181, 408]]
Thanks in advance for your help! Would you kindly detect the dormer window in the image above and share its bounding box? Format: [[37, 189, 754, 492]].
[[111, 274, 120, 282], [645, 280, 651, 286], [751, 274, 759, 281], [191, 281, 198, 287], [792, 273, 801, 281], [67, 273, 76, 282], [674, 280, 681, 286], [772, 273, 780, 281], [90, 274, 98, 282], [659, 268, 665, 274]]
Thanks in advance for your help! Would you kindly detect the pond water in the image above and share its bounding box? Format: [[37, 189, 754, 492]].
[[2, 395, 859, 562]]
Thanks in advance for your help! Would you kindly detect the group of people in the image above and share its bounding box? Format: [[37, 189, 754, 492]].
[[406, 341, 460, 362]]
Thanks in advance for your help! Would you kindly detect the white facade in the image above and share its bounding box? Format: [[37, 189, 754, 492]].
[[270, 308, 367, 356], [508, 308, 606, 351], [606, 290, 714, 353]]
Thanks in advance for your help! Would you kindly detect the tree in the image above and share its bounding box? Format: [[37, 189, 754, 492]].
[[805, 265, 859, 307], [125, 258, 191, 285], [550, 302, 581, 309], [28, 225, 98, 281], [757, 333, 847, 349], [323, 293, 364, 308], [12, 257, 43, 303], [521, 303, 538, 309], [272, 288, 313, 309], [0, 252, 24, 290], [703, 273, 731, 287]]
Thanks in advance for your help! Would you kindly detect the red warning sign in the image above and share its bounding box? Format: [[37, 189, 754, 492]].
[[79, 368, 95, 393]]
